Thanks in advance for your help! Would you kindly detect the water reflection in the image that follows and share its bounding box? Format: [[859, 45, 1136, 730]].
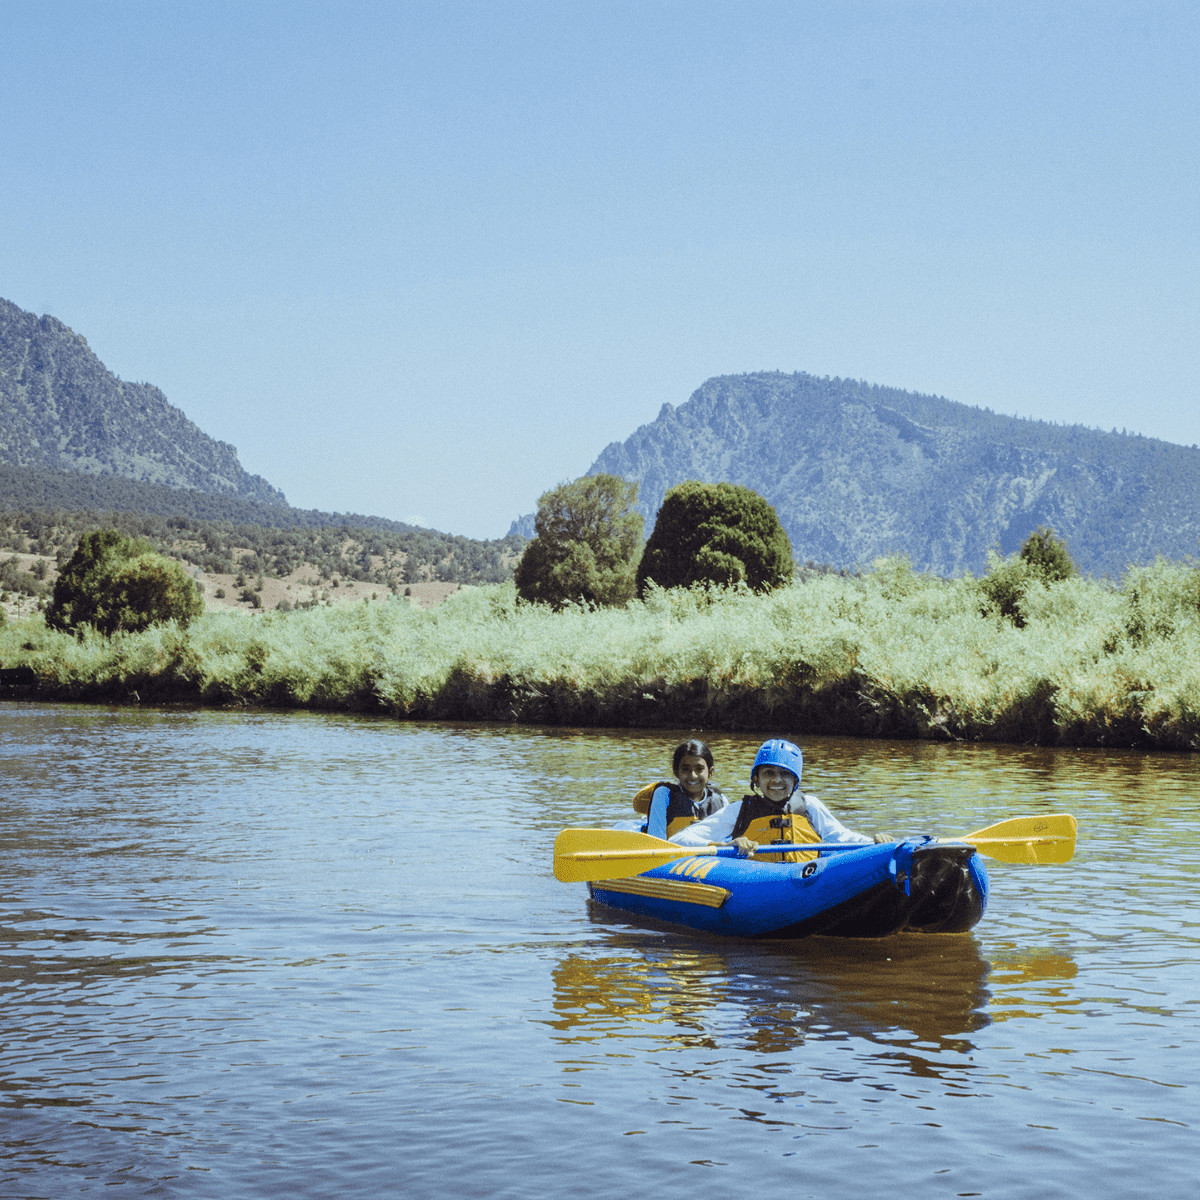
[[984, 947, 1082, 1024], [550, 923, 1083, 1075], [549, 930, 992, 1057]]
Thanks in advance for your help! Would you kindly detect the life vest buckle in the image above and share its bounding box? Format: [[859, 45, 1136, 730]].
[[769, 815, 793, 829]]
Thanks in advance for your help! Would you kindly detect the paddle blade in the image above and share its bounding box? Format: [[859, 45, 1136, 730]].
[[553, 828, 703, 883], [958, 813, 1077, 864]]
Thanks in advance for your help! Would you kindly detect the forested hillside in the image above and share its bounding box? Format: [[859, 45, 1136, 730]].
[[0, 462, 525, 612], [0, 297, 283, 502], [570, 372, 1200, 577], [0, 498, 521, 595]]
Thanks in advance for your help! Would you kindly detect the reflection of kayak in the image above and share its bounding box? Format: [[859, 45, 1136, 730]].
[[553, 932, 996, 1049], [587, 838, 988, 939]]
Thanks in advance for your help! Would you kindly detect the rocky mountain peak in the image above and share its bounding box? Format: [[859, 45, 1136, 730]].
[[0, 297, 286, 504]]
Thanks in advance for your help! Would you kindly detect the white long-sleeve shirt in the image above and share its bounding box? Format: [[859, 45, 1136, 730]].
[[669, 793, 872, 847]]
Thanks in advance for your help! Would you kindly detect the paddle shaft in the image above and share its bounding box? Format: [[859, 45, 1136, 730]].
[[554, 831, 881, 882], [563, 840, 861, 864]]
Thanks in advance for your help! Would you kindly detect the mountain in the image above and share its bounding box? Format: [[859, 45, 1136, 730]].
[[0, 299, 524, 588], [524, 372, 1200, 577], [0, 297, 285, 504]]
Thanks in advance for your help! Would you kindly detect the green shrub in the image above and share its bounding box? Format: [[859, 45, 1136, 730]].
[[637, 481, 793, 595], [46, 529, 204, 637], [0, 555, 47, 598], [978, 551, 1035, 625], [514, 474, 643, 610], [1020, 526, 1077, 582], [979, 528, 1081, 627], [1122, 558, 1200, 645]]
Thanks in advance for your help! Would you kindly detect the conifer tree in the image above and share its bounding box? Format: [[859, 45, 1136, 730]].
[[514, 475, 643, 609], [636, 481, 793, 594], [1019, 526, 1077, 583]]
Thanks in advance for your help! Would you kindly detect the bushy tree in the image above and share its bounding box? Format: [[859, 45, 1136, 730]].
[[46, 529, 204, 636], [514, 474, 643, 609], [636, 481, 793, 595], [977, 551, 1034, 626], [979, 527, 1077, 627], [1020, 526, 1077, 583]]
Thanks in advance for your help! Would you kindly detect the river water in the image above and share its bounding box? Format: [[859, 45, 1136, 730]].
[[1, 703, 1197, 1199]]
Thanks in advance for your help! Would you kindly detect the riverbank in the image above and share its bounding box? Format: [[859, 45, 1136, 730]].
[[3, 557, 1198, 749]]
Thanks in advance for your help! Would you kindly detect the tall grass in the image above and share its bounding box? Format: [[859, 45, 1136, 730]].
[[4, 557, 1199, 749]]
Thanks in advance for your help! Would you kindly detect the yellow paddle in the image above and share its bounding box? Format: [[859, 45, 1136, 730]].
[[552, 813, 1077, 883], [948, 813, 1077, 864]]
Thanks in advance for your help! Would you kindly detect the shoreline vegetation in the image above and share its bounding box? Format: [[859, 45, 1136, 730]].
[[3, 554, 1199, 751]]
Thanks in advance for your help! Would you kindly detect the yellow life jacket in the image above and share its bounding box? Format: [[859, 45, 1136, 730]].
[[666, 813, 699, 837], [632, 782, 725, 838], [730, 794, 821, 863], [632, 782, 668, 816]]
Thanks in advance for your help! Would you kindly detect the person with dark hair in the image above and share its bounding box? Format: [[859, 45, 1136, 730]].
[[671, 738, 888, 861], [629, 738, 727, 838]]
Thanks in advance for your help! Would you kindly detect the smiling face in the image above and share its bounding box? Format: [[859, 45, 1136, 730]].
[[674, 753, 712, 800], [754, 764, 798, 804]]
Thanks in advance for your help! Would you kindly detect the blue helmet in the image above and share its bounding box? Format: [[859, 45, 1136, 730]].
[[751, 738, 803, 788]]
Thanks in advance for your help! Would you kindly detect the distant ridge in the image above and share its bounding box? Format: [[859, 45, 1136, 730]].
[[0, 296, 285, 504], [519, 371, 1200, 577], [0, 459, 525, 590], [0, 458, 447, 537]]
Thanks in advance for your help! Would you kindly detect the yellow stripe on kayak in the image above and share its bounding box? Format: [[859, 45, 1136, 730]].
[[591, 876, 731, 908]]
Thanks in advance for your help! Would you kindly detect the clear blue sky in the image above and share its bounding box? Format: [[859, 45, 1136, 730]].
[[3, 1, 1197, 539]]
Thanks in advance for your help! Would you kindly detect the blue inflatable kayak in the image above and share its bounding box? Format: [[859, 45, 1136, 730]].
[[586, 838, 988, 939]]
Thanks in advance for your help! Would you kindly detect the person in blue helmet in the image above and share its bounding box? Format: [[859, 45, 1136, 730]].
[[668, 738, 889, 861]]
